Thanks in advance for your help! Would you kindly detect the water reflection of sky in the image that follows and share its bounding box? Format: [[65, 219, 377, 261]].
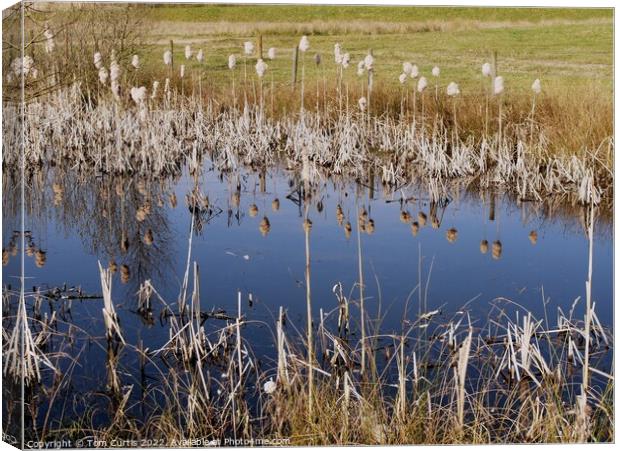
[[2, 166, 613, 354]]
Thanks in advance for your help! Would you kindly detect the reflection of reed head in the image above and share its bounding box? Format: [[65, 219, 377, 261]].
[[417, 212, 427, 226], [143, 229, 154, 245], [249, 204, 259, 217], [446, 228, 458, 243], [492, 240, 502, 260], [366, 218, 375, 234], [431, 216, 440, 229], [344, 221, 352, 239], [400, 211, 411, 223], [2, 248, 8, 266], [303, 219, 313, 233], [259, 216, 271, 236], [480, 239, 489, 254], [411, 221, 420, 236], [120, 264, 131, 284], [231, 192, 240, 208], [528, 230, 538, 245], [169, 193, 178, 208], [336, 204, 344, 226], [271, 198, 280, 212], [35, 250, 47, 268], [109, 260, 118, 273]]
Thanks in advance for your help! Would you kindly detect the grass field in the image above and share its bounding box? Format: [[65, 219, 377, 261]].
[[135, 4, 612, 93]]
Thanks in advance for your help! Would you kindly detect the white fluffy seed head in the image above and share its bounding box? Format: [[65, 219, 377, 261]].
[[11, 56, 35, 77], [364, 53, 374, 70], [399, 73, 407, 84], [151, 80, 159, 99], [532, 78, 541, 94], [341, 53, 350, 68], [334, 43, 342, 64], [110, 61, 121, 82], [228, 54, 237, 69], [98, 66, 108, 84], [197, 49, 204, 63], [410, 64, 419, 78], [417, 76, 428, 93], [267, 47, 276, 60], [358, 96, 367, 111], [432, 66, 440, 77], [357, 60, 365, 76], [482, 62, 491, 77], [179, 64, 185, 78], [244, 41, 254, 56], [299, 35, 310, 52], [130, 86, 147, 105], [447, 81, 460, 96], [403, 62, 413, 75], [185, 45, 192, 60], [494, 76, 504, 95], [163, 50, 172, 66], [255, 58, 268, 78], [111, 80, 120, 99], [263, 379, 277, 394], [131, 54, 140, 69], [44, 29, 55, 53], [94, 52, 103, 69]]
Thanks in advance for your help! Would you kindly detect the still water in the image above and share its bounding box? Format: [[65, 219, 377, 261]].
[[1, 163, 613, 409]]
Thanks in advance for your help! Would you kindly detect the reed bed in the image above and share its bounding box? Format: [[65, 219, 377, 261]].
[[2, 80, 612, 206]]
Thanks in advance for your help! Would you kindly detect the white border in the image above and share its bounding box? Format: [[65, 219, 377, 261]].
[[0, 1, 616, 450]]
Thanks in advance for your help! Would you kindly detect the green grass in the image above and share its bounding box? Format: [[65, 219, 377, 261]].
[[140, 4, 611, 24], [139, 21, 612, 94]]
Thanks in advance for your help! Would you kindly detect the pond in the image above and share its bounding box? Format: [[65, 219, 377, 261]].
[[1, 161, 613, 430]]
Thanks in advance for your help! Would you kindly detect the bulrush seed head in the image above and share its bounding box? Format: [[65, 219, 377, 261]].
[[447, 82, 460, 96], [482, 62, 492, 77], [94, 52, 103, 69], [532, 78, 541, 94], [228, 54, 237, 69], [268, 47, 276, 60], [417, 76, 428, 92], [334, 43, 342, 61], [494, 76, 504, 95], [432, 66, 440, 77], [244, 41, 254, 55], [255, 59, 268, 78], [358, 96, 367, 111], [185, 45, 192, 60], [299, 35, 310, 52], [131, 54, 140, 69], [163, 50, 172, 66]]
